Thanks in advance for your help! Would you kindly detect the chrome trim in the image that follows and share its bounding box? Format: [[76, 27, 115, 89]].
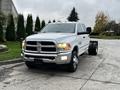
[[41, 45, 56, 48], [39, 51, 58, 54], [25, 50, 58, 54], [25, 50, 38, 53], [25, 40, 58, 53], [58, 51, 71, 55], [24, 52, 57, 57], [24, 57, 56, 62], [26, 45, 38, 47]]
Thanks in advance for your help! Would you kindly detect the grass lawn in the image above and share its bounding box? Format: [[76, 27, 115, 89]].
[[0, 42, 21, 61], [90, 35, 120, 39]]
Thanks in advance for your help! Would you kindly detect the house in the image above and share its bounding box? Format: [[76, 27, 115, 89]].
[[0, 0, 18, 18]]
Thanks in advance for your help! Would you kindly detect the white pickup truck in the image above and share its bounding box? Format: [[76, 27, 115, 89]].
[[21, 22, 98, 72]]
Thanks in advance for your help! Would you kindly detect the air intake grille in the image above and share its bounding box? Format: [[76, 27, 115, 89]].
[[25, 41, 57, 53]]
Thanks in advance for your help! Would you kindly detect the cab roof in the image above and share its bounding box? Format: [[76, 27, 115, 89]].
[[49, 22, 83, 25]]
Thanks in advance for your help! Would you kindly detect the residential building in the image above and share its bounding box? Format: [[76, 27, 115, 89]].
[[0, 0, 18, 17]]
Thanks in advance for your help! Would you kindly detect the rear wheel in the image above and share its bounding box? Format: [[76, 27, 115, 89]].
[[88, 41, 98, 55], [25, 61, 36, 69], [67, 51, 79, 72]]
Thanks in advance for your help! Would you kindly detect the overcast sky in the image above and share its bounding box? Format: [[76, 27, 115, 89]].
[[13, 0, 120, 27]]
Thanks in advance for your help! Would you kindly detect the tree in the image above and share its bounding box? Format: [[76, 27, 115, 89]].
[[106, 21, 120, 36], [118, 23, 120, 35], [113, 24, 119, 36], [53, 19, 56, 23], [16, 14, 26, 40], [48, 20, 51, 23], [67, 7, 79, 22], [5, 14, 16, 41], [93, 11, 109, 35], [35, 16, 40, 32], [41, 20, 46, 29], [106, 21, 116, 31], [0, 21, 4, 41], [0, 12, 6, 42], [26, 14, 33, 36]]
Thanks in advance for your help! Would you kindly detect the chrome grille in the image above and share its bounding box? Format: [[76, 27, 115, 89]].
[[25, 41, 57, 53]]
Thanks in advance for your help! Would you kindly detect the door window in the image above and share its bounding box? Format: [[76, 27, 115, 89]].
[[77, 24, 83, 33]]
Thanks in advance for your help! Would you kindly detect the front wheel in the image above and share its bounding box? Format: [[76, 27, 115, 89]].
[[67, 51, 79, 72]]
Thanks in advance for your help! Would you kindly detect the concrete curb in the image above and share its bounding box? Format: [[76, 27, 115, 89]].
[[0, 58, 23, 66]]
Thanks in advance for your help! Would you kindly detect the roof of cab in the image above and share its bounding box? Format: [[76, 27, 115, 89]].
[[48, 22, 82, 25]]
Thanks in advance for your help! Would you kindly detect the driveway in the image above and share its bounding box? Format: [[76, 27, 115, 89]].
[[0, 39, 120, 90]]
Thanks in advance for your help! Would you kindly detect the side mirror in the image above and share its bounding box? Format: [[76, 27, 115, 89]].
[[86, 27, 91, 34]]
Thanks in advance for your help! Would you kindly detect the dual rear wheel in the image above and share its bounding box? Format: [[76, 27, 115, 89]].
[[88, 41, 98, 55]]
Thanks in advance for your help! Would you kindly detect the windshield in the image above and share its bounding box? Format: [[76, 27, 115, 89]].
[[41, 23, 75, 33]]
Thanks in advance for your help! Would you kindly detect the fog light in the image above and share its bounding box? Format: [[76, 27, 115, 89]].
[[61, 56, 68, 61]]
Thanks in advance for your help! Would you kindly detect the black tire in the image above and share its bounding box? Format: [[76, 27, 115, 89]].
[[25, 61, 36, 69], [67, 51, 79, 72], [88, 41, 98, 55]]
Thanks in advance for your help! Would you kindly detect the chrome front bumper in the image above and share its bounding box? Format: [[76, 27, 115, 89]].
[[21, 51, 72, 64]]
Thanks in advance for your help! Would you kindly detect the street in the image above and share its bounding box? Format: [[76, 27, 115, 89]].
[[0, 39, 120, 90]]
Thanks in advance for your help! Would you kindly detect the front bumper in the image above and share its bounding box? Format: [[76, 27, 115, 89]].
[[21, 51, 72, 64]]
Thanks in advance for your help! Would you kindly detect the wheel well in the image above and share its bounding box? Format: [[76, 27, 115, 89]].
[[73, 46, 78, 54]]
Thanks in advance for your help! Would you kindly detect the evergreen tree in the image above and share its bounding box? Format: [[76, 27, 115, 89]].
[[53, 19, 56, 23], [17, 14, 26, 40], [5, 14, 16, 41], [48, 20, 51, 23], [0, 12, 6, 42], [0, 21, 4, 41], [41, 20, 46, 29], [67, 7, 79, 22], [26, 14, 33, 36], [35, 16, 40, 32]]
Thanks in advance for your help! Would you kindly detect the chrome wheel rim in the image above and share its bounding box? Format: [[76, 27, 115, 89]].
[[96, 48, 98, 54], [73, 55, 78, 69]]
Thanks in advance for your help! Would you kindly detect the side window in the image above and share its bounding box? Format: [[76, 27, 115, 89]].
[[77, 24, 83, 33]]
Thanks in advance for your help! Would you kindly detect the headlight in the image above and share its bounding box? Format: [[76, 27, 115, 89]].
[[22, 40, 26, 50], [57, 43, 71, 51]]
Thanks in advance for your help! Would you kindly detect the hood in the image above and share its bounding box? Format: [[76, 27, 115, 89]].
[[26, 33, 75, 41]]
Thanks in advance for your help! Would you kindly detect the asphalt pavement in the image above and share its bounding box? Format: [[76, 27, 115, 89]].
[[0, 39, 120, 90]]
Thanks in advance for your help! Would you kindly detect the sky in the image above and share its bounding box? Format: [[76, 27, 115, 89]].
[[13, 0, 120, 27]]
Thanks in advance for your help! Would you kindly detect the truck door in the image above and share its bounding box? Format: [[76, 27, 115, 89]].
[[77, 23, 85, 55], [81, 24, 90, 51]]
